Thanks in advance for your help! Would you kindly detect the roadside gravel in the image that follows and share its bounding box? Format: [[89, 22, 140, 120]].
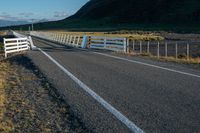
[[0, 54, 90, 133]]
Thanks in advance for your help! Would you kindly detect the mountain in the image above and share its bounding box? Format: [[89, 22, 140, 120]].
[[0, 20, 30, 27], [68, 0, 200, 24]]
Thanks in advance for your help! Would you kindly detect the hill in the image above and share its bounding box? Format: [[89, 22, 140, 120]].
[[68, 0, 200, 24], [1, 0, 200, 32]]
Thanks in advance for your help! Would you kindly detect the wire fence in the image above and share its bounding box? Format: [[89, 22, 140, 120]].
[[128, 40, 200, 59]]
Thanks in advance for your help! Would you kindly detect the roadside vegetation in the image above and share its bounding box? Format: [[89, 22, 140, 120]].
[[132, 52, 200, 65], [0, 61, 14, 132], [48, 30, 164, 41]]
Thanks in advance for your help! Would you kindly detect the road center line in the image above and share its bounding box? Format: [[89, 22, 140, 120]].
[[93, 52, 200, 78], [37, 47, 144, 133]]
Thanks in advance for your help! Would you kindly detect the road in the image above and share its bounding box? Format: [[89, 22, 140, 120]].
[[27, 37, 200, 133]]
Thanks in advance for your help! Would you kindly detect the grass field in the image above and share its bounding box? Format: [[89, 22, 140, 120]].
[[44, 30, 164, 41]]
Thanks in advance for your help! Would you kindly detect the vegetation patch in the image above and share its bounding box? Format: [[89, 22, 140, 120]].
[[135, 52, 200, 65], [47, 30, 163, 41]]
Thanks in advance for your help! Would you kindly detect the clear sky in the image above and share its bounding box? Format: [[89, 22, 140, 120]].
[[0, 0, 89, 22]]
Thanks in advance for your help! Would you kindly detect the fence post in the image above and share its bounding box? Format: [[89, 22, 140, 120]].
[[132, 40, 135, 52], [140, 41, 142, 54], [66, 35, 69, 44], [104, 37, 107, 48], [77, 36, 81, 46], [81, 36, 88, 48], [187, 43, 190, 60], [127, 38, 130, 53], [175, 42, 178, 60], [17, 39, 19, 51], [4, 38, 7, 58], [73, 36, 76, 45], [69, 35, 72, 45], [123, 38, 127, 53], [157, 41, 160, 58], [165, 41, 168, 57], [147, 41, 150, 53], [63, 35, 67, 44]]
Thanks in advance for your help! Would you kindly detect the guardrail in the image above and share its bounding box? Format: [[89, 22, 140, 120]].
[[30, 31, 128, 52], [4, 37, 30, 58]]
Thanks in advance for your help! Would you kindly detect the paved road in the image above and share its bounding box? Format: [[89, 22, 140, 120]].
[[27, 37, 200, 133]]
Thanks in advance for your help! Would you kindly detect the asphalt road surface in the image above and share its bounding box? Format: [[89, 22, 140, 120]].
[[27, 37, 200, 133]]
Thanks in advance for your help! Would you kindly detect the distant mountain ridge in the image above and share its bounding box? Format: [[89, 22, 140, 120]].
[[0, 19, 30, 27], [68, 0, 200, 24]]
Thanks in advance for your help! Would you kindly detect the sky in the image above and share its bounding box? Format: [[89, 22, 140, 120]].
[[0, 0, 89, 22]]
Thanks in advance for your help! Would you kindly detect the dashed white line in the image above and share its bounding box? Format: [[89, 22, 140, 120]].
[[93, 52, 200, 78], [37, 47, 144, 133]]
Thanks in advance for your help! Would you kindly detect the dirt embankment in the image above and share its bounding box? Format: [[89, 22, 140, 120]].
[[0, 54, 90, 133]]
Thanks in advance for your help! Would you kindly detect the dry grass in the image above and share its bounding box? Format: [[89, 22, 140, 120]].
[[0, 31, 6, 36], [133, 52, 200, 64], [158, 56, 200, 64], [43, 30, 164, 41], [0, 61, 14, 132]]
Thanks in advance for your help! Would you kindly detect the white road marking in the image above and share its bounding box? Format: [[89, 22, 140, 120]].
[[37, 47, 144, 133], [93, 52, 200, 78]]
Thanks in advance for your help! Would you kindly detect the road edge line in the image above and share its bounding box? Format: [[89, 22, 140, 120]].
[[93, 52, 200, 78], [37, 47, 144, 133]]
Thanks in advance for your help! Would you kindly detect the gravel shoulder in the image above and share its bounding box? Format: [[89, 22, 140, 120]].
[[0, 54, 90, 133]]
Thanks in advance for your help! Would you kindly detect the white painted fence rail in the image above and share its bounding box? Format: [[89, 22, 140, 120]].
[[90, 36, 127, 52], [4, 37, 30, 58], [30, 31, 128, 52], [30, 32, 83, 48]]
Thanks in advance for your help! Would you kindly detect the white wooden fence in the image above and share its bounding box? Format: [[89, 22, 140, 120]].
[[30, 32, 128, 52], [90, 36, 126, 52], [4, 37, 30, 58], [30, 32, 84, 48]]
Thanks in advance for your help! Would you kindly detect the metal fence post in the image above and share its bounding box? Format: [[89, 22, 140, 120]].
[[157, 41, 160, 58], [127, 38, 130, 53], [165, 41, 168, 57], [140, 41, 142, 54], [132, 40, 135, 52], [147, 41, 150, 53], [104, 37, 107, 48], [187, 43, 190, 60], [175, 42, 178, 59], [123, 38, 127, 53]]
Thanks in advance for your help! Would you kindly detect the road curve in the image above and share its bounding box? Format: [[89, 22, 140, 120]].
[[27, 37, 200, 133]]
